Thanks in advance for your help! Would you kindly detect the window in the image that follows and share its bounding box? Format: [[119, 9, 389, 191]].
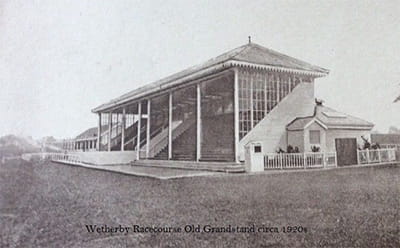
[[254, 145, 262, 153], [309, 130, 321, 144], [238, 68, 303, 140]]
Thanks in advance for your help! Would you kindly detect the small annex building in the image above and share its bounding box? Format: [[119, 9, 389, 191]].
[[287, 103, 374, 153]]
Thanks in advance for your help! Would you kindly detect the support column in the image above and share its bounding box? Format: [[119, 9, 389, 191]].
[[234, 68, 240, 163], [168, 92, 173, 160], [146, 99, 151, 158], [137, 102, 142, 160], [97, 113, 101, 151], [108, 112, 112, 151], [250, 76, 254, 128], [276, 74, 280, 103], [121, 108, 126, 151], [264, 75, 268, 115], [196, 83, 201, 161]]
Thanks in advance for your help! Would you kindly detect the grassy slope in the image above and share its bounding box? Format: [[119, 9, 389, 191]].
[[0, 160, 399, 247]]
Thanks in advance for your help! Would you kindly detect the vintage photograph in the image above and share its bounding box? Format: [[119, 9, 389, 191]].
[[1, 0, 399, 247]]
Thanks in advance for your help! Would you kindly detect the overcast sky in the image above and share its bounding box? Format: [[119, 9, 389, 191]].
[[1, 0, 399, 139]]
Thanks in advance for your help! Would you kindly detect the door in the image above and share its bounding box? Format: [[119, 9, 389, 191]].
[[335, 138, 357, 166]]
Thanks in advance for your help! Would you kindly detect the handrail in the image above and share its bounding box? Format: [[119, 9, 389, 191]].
[[149, 118, 195, 157], [124, 125, 147, 146]]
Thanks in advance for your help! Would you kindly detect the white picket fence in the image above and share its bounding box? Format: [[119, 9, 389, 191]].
[[357, 148, 396, 165], [22, 152, 84, 164], [50, 153, 84, 164], [264, 152, 337, 170]]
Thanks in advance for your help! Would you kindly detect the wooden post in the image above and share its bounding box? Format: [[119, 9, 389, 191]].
[[264, 74, 268, 115], [366, 149, 370, 164], [196, 83, 201, 161], [276, 74, 280, 103], [250, 76, 254, 128], [335, 152, 338, 167], [356, 149, 360, 164], [137, 102, 142, 160], [378, 149, 381, 163], [168, 92, 173, 160], [108, 112, 112, 152], [97, 113, 101, 151], [303, 153, 307, 169], [121, 108, 126, 151], [146, 99, 151, 158], [233, 68, 240, 163]]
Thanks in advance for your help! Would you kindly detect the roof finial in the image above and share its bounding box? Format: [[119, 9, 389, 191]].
[[248, 36, 251, 44]]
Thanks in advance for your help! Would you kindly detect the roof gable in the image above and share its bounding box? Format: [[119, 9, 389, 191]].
[[287, 105, 374, 131], [231, 43, 328, 74]]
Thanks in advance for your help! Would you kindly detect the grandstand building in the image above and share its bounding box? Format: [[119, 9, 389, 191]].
[[90, 41, 373, 163]]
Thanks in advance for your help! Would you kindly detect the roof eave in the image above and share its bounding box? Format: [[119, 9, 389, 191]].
[[91, 61, 234, 113], [326, 125, 374, 130], [92, 61, 329, 113], [228, 60, 329, 77]]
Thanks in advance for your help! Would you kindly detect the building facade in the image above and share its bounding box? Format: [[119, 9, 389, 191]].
[[92, 42, 344, 162]]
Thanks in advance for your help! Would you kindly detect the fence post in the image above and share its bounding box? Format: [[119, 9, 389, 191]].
[[303, 153, 306, 169], [280, 154, 283, 170], [366, 149, 370, 164], [335, 152, 338, 167], [378, 149, 381, 163], [322, 153, 326, 168], [356, 149, 360, 165]]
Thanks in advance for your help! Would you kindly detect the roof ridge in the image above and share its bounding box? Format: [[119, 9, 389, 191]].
[[237, 43, 329, 73]]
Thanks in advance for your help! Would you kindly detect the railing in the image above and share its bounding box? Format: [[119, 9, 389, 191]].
[[264, 152, 337, 170], [21, 152, 82, 163], [50, 153, 83, 164], [357, 148, 397, 165], [148, 118, 195, 157]]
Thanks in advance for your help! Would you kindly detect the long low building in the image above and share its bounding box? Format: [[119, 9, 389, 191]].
[[90, 41, 373, 165]]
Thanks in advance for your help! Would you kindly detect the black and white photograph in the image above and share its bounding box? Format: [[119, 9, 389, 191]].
[[0, 0, 399, 247]]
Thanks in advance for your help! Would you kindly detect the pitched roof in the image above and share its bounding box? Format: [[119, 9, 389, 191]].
[[286, 117, 315, 130], [75, 126, 107, 140], [287, 105, 374, 131], [92, 42, 329, 113], [229, 43, 328, 73]]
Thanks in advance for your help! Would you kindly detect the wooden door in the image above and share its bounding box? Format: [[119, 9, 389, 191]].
[[335, 138, 357, 166]]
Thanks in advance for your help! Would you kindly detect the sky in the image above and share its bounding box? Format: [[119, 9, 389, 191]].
[[0, 0, 399, 139]]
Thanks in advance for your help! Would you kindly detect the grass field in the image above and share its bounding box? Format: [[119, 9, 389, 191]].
[[0, 159, 399, 247]]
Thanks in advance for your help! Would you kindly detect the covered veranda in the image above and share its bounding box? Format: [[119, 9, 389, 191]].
[[93, 69, 238, 162]]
